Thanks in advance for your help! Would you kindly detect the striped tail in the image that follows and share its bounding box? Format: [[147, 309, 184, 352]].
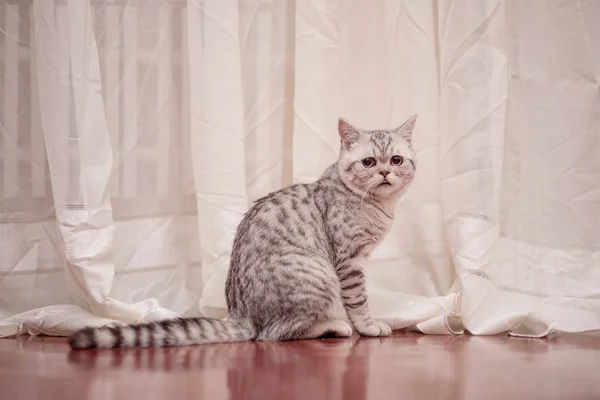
[[67, 318, 256, 350]]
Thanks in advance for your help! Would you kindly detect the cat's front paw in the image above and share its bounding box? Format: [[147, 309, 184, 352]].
[[355, 321, 392, 337]]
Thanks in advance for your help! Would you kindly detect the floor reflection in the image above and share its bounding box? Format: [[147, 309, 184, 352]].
[[1, 332, 600, 400], [66, 336, 371, 400]]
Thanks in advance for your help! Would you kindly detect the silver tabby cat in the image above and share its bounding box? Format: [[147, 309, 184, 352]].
[[68, 115, 417, 350]]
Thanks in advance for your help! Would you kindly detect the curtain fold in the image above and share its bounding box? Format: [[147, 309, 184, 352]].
[[1, 0, 599, 338], [186, 0, 248, 318]]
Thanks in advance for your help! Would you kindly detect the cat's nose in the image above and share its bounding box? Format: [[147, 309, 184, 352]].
[[380, 171, 390, 177]]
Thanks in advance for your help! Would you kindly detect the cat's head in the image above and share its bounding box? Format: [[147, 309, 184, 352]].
[[337, 116, 417, 199]]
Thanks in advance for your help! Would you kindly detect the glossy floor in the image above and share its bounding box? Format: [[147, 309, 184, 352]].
[[1, 332, 599, 400]]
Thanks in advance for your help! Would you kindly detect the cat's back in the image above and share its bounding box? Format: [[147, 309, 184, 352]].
[[232, 182, 322, 252]]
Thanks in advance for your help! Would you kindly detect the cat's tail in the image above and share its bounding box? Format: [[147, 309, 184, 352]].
[[67, 317, 256, 350]]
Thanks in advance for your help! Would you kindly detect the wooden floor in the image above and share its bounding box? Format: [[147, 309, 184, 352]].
[[1, 332, 600, 400]]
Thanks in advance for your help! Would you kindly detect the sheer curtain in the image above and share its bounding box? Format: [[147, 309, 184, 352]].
[[1, 0, 599, 338]]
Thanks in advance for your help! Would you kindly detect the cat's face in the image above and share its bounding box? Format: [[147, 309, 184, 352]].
[[337, 116, 417, 199]]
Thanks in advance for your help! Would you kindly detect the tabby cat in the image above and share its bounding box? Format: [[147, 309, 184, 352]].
[[68, 115, 417, 349]]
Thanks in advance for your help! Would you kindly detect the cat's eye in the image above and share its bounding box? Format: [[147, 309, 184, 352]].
[[390, 156, 404, 166], [362, 157, 376, 168]]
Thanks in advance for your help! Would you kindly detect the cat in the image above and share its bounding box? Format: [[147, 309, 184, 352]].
[[68, 115, 418, 350]]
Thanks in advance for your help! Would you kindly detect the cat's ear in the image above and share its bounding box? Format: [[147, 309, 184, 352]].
[[393, 115, 418, 144], [338, 118, 361, 150]]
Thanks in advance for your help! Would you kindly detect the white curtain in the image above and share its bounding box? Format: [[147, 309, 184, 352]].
[[1, 0, 599, 338]]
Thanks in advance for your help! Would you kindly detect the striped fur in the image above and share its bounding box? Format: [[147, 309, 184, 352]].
[[68, 318, 256, 350], [68, 116, 417, 350]]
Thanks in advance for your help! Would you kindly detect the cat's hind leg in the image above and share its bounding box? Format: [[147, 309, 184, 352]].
[[256, 315, 318, 341], [301, 319, 353, 339], [256, 317, 353, 341], [254, 257, 341, 342], [255, 289, 339, 341]]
